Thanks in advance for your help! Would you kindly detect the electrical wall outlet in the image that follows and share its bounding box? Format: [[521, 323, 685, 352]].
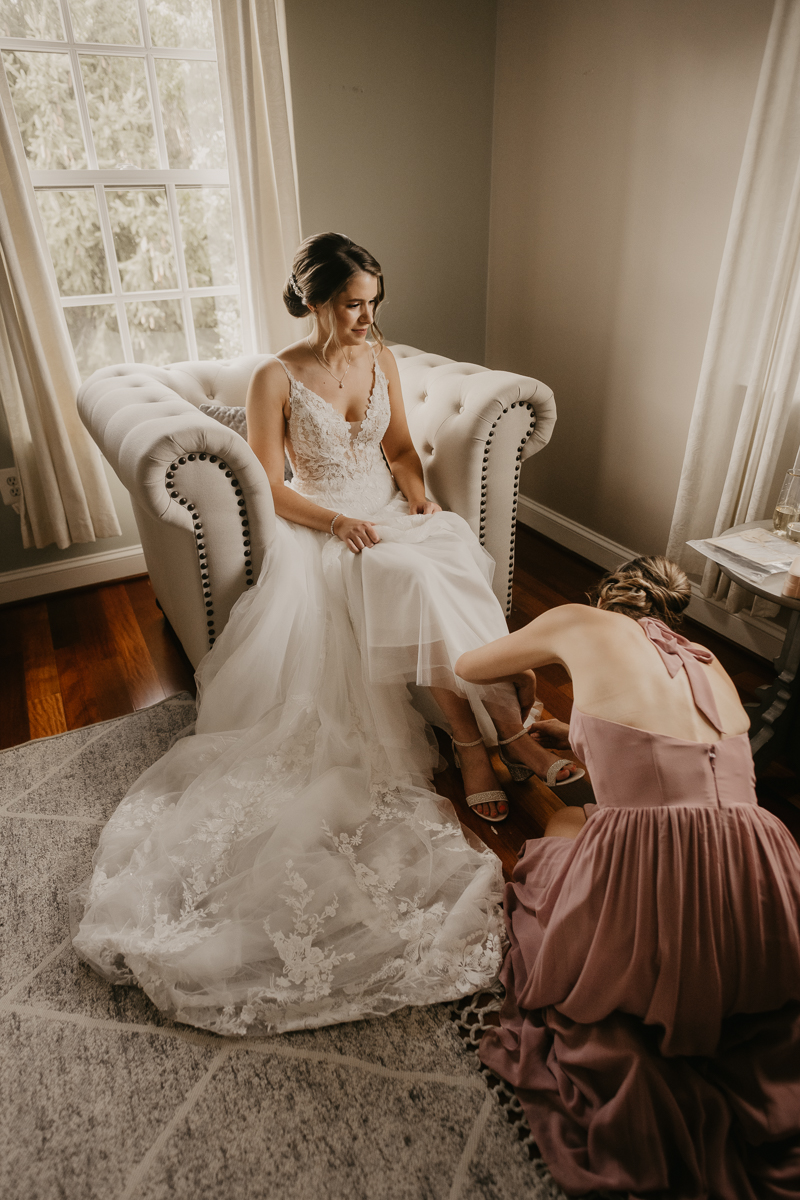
[[0, 467, 21, 509]]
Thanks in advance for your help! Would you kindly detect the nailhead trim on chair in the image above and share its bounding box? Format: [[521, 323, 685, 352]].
[[477, 403, 536, 616], [164, 453, 253, 650]]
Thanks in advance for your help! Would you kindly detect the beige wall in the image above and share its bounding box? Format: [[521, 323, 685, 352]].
[[487, 0, 773, 555], [284, 0, 497, 364]]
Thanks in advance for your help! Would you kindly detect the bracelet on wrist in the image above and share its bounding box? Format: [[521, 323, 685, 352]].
[[330, 512, 342, 536]]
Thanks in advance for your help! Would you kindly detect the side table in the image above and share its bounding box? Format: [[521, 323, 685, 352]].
[[712, 520, 800, 773]]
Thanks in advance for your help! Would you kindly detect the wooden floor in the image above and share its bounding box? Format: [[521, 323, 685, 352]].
[[2, 524, 798, 876], [0, 575, 195, 745]]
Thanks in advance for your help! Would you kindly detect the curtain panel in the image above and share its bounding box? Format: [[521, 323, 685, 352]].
[[0, 68, 120, 550], [666, 0, 800, 612], [212, 0, 302, 355]]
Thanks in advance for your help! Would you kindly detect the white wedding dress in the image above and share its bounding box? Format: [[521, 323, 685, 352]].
[[71, 356, 511, 1037]]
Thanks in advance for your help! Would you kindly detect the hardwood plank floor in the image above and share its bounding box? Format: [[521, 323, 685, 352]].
[[0, 576, 195, 750], [1, 526, 797, 875], [19, 603, 66, 739]]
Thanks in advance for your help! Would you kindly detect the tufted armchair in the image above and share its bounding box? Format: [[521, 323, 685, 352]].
[[78, 345, 556, 667]]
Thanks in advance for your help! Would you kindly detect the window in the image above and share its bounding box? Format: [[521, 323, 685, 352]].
[[0, 0, 243, 377]]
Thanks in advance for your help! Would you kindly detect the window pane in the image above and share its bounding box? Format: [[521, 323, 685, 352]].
[[154, 58, 225, 170], [2, 51, 86, 169], [80, 54, 158, 169], [0, 0, 64, 40], [126, 298, 187, 364], [145, 0, 214, 49], [67, 0, 141, 45], [177, 187, 236, 287], [106, 188, 178, 291], [192, 295, 241, 360], [64, 304, 123, 378], [37, 189, 110, 296]]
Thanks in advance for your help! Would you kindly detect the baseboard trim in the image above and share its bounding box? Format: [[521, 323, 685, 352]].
[[0, 544, 147, 604], [517, 495, 638, 570], [517, 496, 783, 662]]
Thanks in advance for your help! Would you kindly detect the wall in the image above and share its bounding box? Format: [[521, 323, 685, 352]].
[[284, 0, 497, 364], [487, 0, 773, 556]]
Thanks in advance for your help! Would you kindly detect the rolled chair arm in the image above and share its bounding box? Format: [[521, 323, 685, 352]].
[[78, 366, 275, 665], [392, 347, 556, 613]]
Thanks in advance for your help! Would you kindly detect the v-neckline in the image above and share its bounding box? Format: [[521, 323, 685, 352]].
[[283, 357, 380, 432]]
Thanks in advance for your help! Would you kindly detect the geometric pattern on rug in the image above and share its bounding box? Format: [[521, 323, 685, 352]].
[[0, 694, 566, 1200]]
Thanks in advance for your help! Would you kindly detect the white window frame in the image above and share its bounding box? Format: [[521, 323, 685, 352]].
[[0, 0, 243, 365]]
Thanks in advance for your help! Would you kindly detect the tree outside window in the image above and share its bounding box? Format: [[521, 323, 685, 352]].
[[0, 0, 244, 378]]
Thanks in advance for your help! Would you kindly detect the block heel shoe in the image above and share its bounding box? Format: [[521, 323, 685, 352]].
[[497, 727, 585, 787]]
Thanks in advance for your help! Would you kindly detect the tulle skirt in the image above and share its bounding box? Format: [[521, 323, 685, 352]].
[[71, 493, 509, 1036]]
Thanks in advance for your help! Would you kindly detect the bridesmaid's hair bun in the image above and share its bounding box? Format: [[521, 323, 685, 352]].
[[594, 556, 691, 628], [283, 232, 385, 341]]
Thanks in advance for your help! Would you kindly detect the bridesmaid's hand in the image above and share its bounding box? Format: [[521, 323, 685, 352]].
[[528, 718, 572, 750], [334, 516, 381, 554], [409, 498, 442, 515]]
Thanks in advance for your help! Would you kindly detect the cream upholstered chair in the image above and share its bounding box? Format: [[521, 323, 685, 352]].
[[78, 345, 556, 667]]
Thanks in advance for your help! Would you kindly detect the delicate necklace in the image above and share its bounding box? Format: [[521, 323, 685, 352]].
[[307, 337, 352, 389]]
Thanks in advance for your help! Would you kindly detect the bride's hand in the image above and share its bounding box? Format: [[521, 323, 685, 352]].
[[409, 498, 442, 515], [333, 516, 381, 554]]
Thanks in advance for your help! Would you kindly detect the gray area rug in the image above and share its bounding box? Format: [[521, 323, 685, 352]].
[[0, 694, 565, 1200]]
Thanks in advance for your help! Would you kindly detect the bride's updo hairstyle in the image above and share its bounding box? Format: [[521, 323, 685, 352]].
[[283, 232, 386, 356], [593, 555, 691, 629]]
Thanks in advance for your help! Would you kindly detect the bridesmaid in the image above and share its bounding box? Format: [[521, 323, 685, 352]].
[[456, 555, 800, 1200]]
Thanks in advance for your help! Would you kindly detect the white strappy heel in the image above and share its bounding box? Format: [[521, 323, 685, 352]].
[[497, 727, 585, 787], [451, 736, 509, 823]]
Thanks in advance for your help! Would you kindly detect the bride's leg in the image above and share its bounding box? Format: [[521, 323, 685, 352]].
[[429, 686, 508, 821], [483, 674, 580, 785]]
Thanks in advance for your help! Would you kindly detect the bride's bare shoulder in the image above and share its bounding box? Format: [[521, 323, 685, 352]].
[[375, 344, 400, 378], [276, 338, 313, 369], [247, 356, 291, 408]]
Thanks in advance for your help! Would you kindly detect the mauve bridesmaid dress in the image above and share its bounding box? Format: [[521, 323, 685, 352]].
[[480, 617, 800, 1199]]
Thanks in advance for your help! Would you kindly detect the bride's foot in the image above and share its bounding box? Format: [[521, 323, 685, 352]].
[[451, 737, 508, 822], [497, 728, 585, 787]]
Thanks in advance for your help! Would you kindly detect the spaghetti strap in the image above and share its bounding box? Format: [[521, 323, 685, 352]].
[[275, 357, 295, 384], [637, 617, 723, 732]]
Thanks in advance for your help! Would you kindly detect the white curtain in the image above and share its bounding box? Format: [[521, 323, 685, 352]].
[[666, 0, 800, 612], [212, 0, 302, 354], [0, 70, 120, 550]]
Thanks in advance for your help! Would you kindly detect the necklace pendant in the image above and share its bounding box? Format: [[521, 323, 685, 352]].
[[339, 382, 343, 388]]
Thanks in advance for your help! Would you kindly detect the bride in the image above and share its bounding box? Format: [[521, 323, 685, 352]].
[[71, 232, 581, 1037]]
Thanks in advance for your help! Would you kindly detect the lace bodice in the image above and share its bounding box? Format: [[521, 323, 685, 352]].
[[280, 358, 397, 514]]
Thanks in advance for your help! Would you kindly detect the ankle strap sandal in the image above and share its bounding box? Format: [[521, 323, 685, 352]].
[[497, 727, 585, 788], [452, 736, 509, 823]]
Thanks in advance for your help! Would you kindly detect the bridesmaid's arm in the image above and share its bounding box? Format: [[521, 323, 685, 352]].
[[456, 605, 584, 682], [378, 348, 441, 515]]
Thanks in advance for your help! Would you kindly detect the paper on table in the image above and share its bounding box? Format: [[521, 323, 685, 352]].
[[686, 538, 792, 584], [706, 527, 797, 565]]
